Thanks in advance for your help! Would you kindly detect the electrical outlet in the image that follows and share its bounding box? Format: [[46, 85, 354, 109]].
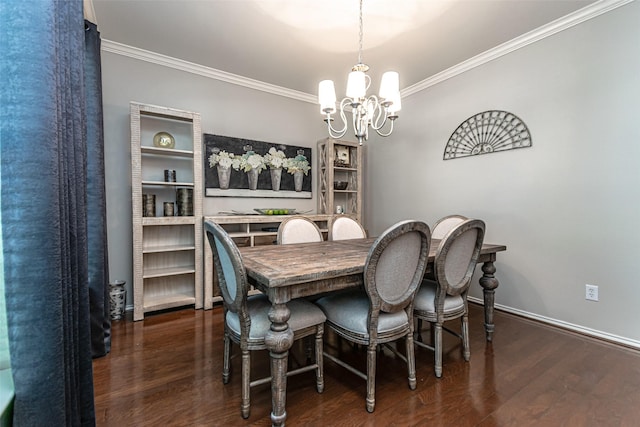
[[586, 284, 599, 301]]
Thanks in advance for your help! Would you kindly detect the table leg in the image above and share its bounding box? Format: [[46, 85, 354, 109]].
[[264, 302, 294, 427], [479, 261, 499, 342]]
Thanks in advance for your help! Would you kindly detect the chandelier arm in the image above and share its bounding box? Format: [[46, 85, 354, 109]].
[[368, 96, 389, 131], [325, 98, 352, 139], [375, 118, 395, 138]]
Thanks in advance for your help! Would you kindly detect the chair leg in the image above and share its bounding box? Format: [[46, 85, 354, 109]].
[[461, 314, 470, 362], [222, 332, 231, 384], [366, 344, 377, 413], [315, 325, 324, 393], [434, 323, 443, 378], [406, 334, 417, 390], [241, 349, 250, 419]]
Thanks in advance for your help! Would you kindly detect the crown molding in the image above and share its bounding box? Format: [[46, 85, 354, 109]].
[[402, 0, 634, 98], [101, 0, 631, 103], [101, 40, 317, 104]]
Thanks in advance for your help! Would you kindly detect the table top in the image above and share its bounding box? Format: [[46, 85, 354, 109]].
[[239, 238, 506, 289]]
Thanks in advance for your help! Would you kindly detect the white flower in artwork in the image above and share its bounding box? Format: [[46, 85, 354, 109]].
[[237, 150, 267, 172], [208, 150, 235, 169], [264, 147, 287, 169], [284, 154, 310, 175]]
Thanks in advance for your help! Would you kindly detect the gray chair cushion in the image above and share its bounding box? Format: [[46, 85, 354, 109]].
[[414, 280, 464, 313], [316, 289, 409, 338], [226, 294, 326, 341]]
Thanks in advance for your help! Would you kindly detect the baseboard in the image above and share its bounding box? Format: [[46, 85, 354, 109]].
[[467, 296, 640, 351]]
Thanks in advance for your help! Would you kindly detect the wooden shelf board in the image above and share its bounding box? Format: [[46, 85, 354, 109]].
[[141, 146, 194, 158], [143, 294, 196, 312], [141, 181, 194, 187], [143, 266, 196, 278], [142, 217, 196, 226], [142, 244, 195, 253]]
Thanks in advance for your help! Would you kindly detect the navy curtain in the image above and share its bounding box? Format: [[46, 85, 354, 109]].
[[85, 20, 111, 358], [1, 0, 97, 425]]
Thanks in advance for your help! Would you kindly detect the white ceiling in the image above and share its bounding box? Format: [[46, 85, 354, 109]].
[[90, 0, 597, 97]]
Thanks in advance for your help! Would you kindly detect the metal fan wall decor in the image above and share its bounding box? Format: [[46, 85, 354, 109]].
[[444, 110, 531, 160]]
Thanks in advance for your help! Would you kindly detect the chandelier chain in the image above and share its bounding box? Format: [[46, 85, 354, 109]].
[[358, 0, 363, 65]]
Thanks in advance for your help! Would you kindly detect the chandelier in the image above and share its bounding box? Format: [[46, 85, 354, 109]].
[[318, 0, 401, 145]]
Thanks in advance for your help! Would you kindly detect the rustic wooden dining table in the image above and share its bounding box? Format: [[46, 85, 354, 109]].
[[238, 237, 507, 426]]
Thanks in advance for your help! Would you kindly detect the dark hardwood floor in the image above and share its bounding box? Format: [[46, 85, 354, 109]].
[[93, 303, 640, 426]]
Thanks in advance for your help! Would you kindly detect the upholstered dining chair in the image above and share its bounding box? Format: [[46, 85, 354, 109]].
[[277, 216, 323, 244], [329, 216, 367, 240], [413, 219, 485, 378], [204, 220, 326, 419], [431, 214, 468, 240], [316, 220, 431, 413]]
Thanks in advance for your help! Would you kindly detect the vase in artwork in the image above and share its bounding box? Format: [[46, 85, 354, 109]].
[[294, 170, 304, 192], [270, 168, 282, 191], [217, 165, 231, 190], [247, 168, 260, 190]]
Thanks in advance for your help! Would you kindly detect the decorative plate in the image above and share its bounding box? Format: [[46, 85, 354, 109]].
[[254, 208, 297, 215], [153, 131, 175, 149]]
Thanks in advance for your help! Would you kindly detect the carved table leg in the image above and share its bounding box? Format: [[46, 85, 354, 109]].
[[479, 261, 499, 342], [264, 302, 294, 427]]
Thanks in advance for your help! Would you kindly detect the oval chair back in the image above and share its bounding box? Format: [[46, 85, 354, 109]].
[[329, 216, 367, 240], [431, 214, 468, 240], [365, 220, 430, 318], [277, 216, 323, 244], [434, 219, 485, 298], [204, 220, 248, 317]]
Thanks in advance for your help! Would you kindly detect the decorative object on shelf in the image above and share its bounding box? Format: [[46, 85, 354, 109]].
[[109, 280, 127, 320], [334, 145, 351, 167], [444, 110, 532, 160], [254, 208, 297, 215], [264, 147, 287, 191], [334, 181, 348, 190], [204, 134, 312, 198], [142, 193, 155, 217], [176, 188, 193, 216], [163, 202, 174, 217], [164, 169, 176, 183], [318, 0, 401, 145], [336, 205, 344, 214], [153, 131, 175, 149]]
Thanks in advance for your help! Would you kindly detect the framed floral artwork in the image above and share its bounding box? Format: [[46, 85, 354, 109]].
[[204, 133, 312, 198]]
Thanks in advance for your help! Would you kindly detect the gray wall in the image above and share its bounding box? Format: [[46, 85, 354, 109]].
[[365, 1, 640, 344], [102, 1, 639, 346], [101, 53, 325, 307]]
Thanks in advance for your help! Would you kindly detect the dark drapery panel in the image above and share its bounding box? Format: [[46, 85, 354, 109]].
[[0, 0, 96, 425], [84, 20, 111, 358]]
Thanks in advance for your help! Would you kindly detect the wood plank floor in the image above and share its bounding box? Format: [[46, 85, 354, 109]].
[[93, 303, 640, 426]]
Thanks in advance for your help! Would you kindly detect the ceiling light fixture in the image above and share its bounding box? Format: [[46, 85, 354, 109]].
[[318, 0, 401, 145]]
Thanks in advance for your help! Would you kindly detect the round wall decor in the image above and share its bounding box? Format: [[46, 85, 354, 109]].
[[444, 110, 531, 160]]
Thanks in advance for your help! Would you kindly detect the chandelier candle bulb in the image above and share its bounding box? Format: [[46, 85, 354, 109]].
[[379, 71, 400, 102], [319, 80, 337, 113], [346, 71, 366, 98]]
